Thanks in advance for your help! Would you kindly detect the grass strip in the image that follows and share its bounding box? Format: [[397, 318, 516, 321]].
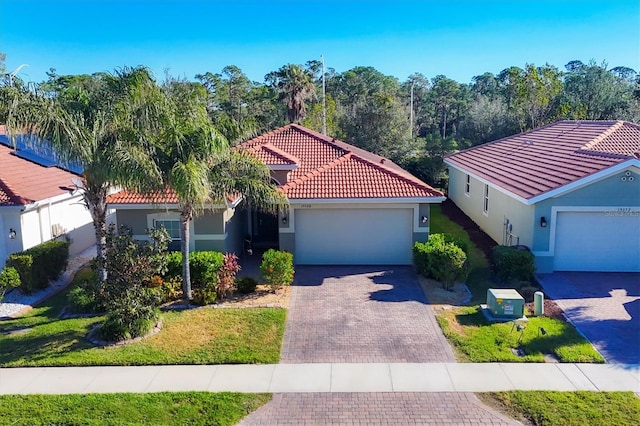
[[0, 392, 271, 426], [481, 391, 640, 426], [437, 306, 604, 363]]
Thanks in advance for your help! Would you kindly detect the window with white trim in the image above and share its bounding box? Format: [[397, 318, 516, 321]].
[[153, 219, 181, 251], [465, 174, 470, 195], [483, 184, 489, 213]]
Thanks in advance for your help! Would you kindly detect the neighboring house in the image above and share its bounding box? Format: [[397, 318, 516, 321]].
[[0, 126, 96, 267], [107, 124, 445, 265], [444, 120, 640, 273]]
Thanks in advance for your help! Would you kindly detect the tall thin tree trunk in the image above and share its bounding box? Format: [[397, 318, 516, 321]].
[[86, 184, 108, 282], [181, 207, 192, 301]]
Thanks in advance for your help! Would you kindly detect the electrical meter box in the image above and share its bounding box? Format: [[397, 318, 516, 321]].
[[486, 289, 524, 318]]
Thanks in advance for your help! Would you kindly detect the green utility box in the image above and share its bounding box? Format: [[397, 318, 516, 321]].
[[486, 289, 524, 318]]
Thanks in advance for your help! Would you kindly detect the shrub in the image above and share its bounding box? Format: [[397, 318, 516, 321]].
[[67, 267, 106, 314], [6, 240, 69, 293], [164, 251, 183, 279], [98, 306, 159, 342], [189, 251, 224, 289], [0, 266, 21, 300], [492, 245, 536, 283], [97, 225, 169, 340], [192, 287, 217, 306], [160, 276, 183, 303], [413, 233, 469, 290], [217, 253, 241, 299], [6, 255, 34, 294], [236, 276, 258, 294], [260, 249, 294, 290]]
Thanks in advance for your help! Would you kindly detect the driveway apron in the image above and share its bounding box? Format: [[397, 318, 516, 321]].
[[281, 266, 455, 363], [539, 272, 640, 364], [241, 266, 520, 425]]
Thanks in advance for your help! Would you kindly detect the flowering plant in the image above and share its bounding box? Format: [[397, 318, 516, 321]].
[[260, 249, 294, 290]]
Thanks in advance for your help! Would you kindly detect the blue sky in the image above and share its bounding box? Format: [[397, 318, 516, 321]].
[[1, 0, 638, 84]]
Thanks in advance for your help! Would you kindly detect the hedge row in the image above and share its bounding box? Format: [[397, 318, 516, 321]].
[[491, 245, 535, 283], [6, 240, 70, 294], [413, 233, 469, 290]]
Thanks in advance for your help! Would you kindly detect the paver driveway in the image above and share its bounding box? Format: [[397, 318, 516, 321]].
[[241, 266, 520, 425], [281, 266, 455, 363], [538, 272, 640, 364]]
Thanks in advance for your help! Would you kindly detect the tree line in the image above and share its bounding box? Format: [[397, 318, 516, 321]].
[[2, 55, 639, 188]]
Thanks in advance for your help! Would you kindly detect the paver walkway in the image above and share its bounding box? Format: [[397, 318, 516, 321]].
[[240, 393, 518, 426], [281, 266, 455, 363], [245, 266, 518, 425], [539, 272, 640, 364]]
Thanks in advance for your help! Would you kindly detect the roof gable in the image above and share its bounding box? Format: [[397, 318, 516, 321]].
[[240, 124, 443, 200], [445, 120, 640, 202]]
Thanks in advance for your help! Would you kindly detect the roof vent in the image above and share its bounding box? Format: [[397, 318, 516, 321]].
[[380, 159, 385, 164]]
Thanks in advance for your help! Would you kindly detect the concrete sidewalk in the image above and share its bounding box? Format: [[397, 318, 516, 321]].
[[1, 363, 638, 395]]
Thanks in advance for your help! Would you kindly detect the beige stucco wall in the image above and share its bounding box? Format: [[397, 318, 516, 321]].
[[448, 166, 535, 247]]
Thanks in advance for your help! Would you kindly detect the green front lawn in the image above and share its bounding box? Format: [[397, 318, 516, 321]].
[[481, 391, 640, 426], [0, 392, 270, 426], [0, 286, 286, 367], [430, 204, 493, 304], [437, 306, 604, 363]]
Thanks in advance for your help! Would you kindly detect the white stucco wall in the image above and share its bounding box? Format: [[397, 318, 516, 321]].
[[448, 166, 534, 247]]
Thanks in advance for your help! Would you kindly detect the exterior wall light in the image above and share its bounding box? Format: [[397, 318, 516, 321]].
[[540, 217, 547, 228], [281, 215, 288, 225], [8, 228, 17, 239], [421, 216, 428, 224]]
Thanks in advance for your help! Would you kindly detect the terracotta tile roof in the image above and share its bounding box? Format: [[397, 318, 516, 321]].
[[106, 188, 241, 205], [239, 124, 443, 200], [108, 124, 443, 204], [246, 143, 300, 166], [106, 189, 180, 204], [282, 154, 442, 199], [0, 143, 78, 206], [445, 120, 640, 201]]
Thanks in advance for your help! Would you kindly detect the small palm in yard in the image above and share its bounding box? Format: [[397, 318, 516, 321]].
[[7, 68, 163, 282], [152, 78, 286, 302]]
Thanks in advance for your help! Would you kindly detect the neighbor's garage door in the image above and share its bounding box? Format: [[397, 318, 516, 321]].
[[554, 211, 640, 272], [295, 208, 413, 265]]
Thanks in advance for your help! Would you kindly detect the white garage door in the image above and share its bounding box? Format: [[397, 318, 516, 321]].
[[295, 208, 413, 265], [554, 211, 640, 272]]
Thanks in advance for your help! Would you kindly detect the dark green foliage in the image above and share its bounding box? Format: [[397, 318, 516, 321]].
[[98, 307, 158, 342], [98, 224, 168, 341], [7, 241, 69, 294], [260, 249, 294, 289], [492, 246, 536, 283], [6, 255, 34, 294], [163, 251, 183, 278], [0, 266, 21, 300], [165, 251, 224, 289], [67, 268, 105, 314], [413, 233, 469, 290], [236, 276, 258, 294]]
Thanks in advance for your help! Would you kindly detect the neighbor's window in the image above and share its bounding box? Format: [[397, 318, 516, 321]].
[[155, 219, 181, 250], [483, 184, 489, 213], [465, 174, 470, 194]]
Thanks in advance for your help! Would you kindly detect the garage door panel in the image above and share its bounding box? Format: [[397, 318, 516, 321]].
[[295, 208, 413, 265], [555, 211, 640, 272]]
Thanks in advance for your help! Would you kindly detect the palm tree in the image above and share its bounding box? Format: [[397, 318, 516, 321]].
[[6, 67, 162, 281], [155, 78, 286, 301], [266, 64, 317, 123]]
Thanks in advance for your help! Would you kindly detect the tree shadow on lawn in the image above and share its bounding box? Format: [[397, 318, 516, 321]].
[[0, 327, 97, 366]]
